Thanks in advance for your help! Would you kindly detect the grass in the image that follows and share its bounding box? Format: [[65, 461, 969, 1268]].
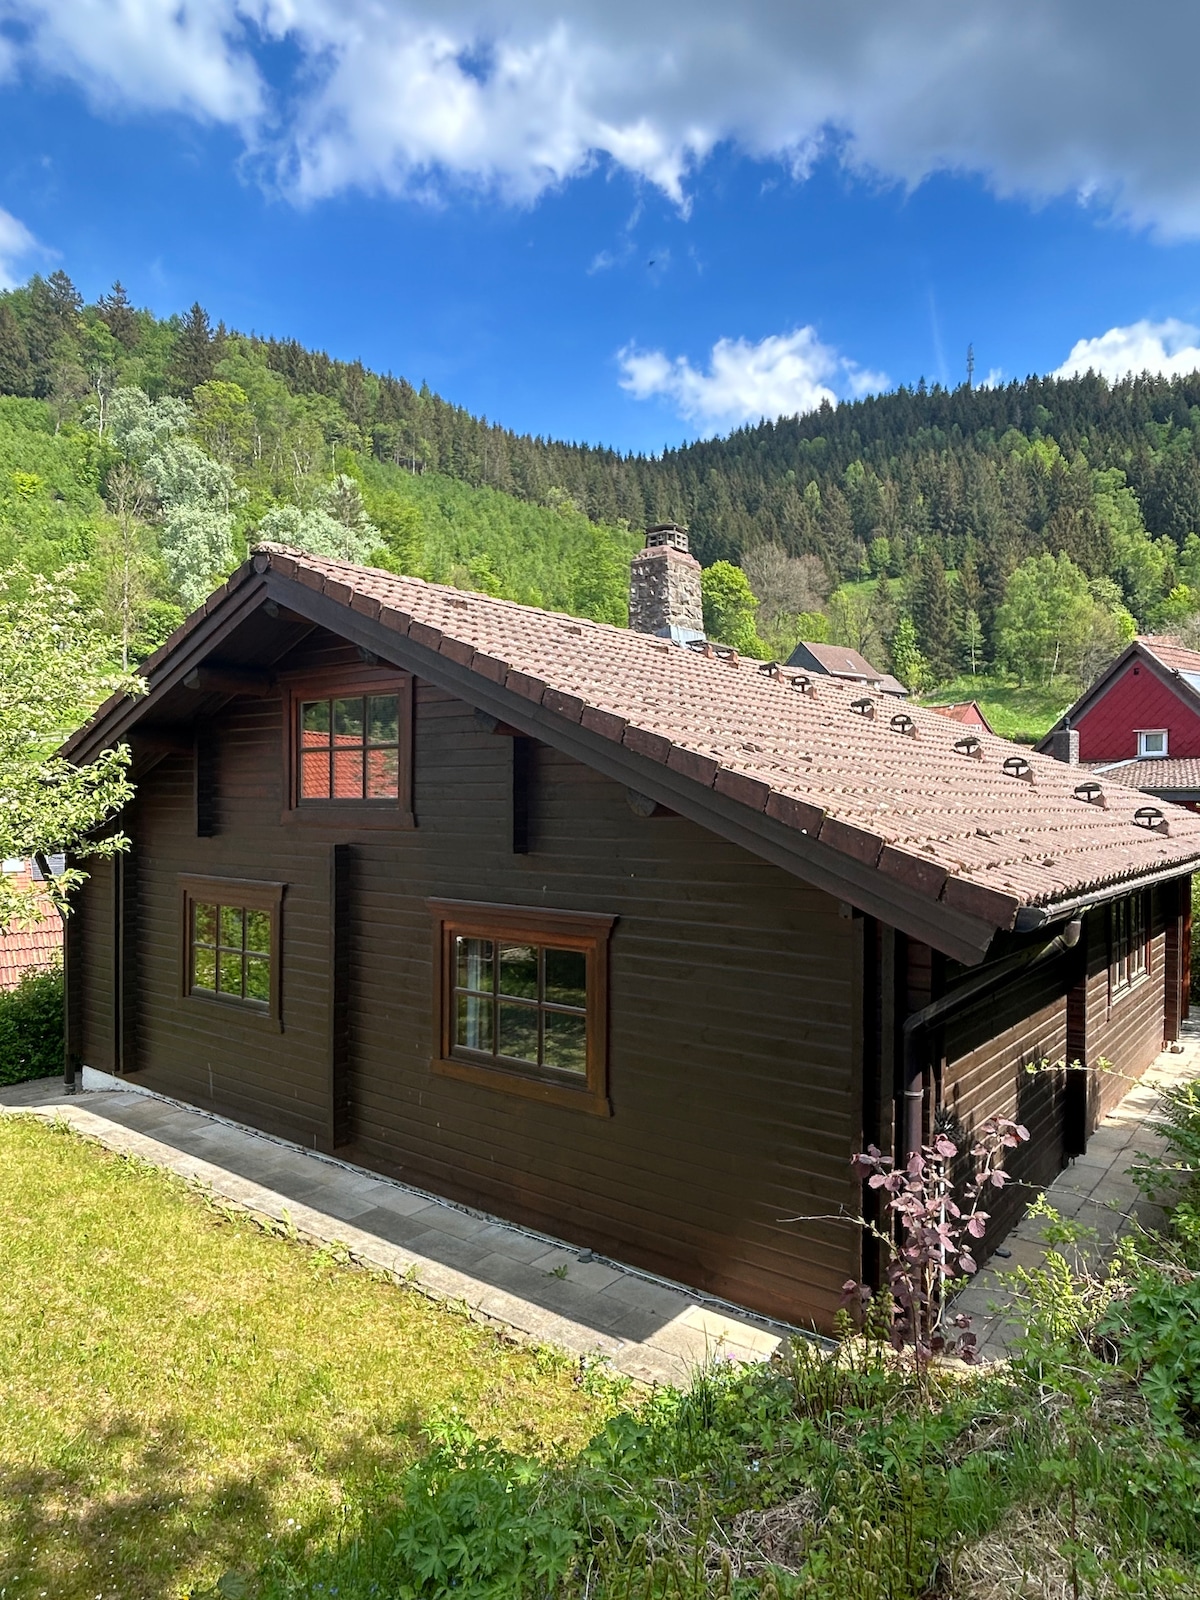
[[0, 1115, 617, 1600], [917, 674, 1072, 744]]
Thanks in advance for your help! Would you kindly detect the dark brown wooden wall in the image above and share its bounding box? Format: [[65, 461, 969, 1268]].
[[74, 632, 862, 1329]]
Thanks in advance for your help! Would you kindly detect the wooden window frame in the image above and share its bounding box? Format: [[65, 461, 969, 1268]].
[[428, 899, 615, 1116], [1110, 891, 1150, 999], [180, 874, 285, 1028], [280, 666, 414, 829]]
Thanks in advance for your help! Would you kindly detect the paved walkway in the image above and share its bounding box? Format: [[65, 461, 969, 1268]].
[[954, 1019, 1200, 1359], [0, 1074, 792, 1387]]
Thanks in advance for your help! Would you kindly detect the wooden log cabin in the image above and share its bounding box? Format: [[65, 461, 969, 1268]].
[[59, 531, 1200, 1332]]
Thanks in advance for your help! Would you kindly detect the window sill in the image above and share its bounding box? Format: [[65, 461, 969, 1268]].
[[1111, 972, 1150, 1004], [432, 1054, 611, 1116], [282, 804, 415, 830]]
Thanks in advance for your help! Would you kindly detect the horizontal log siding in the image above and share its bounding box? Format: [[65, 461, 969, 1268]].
[[82, 650, 860, 1329], [942, 964, 1071, 1243], [1082, 893, 1170, 1127], [106, 702, 333, 1145], [76, 857, 115, 1073], [345, 685, 859, 1327]]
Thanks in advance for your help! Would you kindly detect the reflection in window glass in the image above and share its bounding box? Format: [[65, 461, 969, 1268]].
[[298, 692, 401, 801], [451, 935, 588, 1078], [190, 897, 273, 1010]]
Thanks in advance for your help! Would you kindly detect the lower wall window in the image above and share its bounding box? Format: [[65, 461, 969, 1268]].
[[428, 899, 615, 1114], [1111, 891, 1149, 996], [181, 875, 284, 1024]]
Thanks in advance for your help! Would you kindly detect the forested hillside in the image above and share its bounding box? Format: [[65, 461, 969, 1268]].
[[3, 268, 1200, 720]]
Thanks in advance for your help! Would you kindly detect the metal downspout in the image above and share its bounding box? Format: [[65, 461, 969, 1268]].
[[900, 919, 1082, 1160]]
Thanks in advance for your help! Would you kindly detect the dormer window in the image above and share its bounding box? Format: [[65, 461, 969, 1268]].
[[1137, 729, 1168, 759]]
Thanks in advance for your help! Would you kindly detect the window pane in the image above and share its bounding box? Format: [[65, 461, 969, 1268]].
[[543, 1010, 587, 1075], [245, 954, 270, 1003], [301, 748, 332, 799], [332, 749, 364, 799], [219, 951, 244, 997], [368, 694, 399, 744], [366, 746, 399, 799], [301, 700, 331, 741], [193, 901, 217, 945], [246, 909, 272, 954], [544, 947, 586, 1009], [220, 906, 244, 948], [192, 946, 216, 992], [498, 1001, 539, 1064], [333, 697, 365, 741], [456, 992, 493, 1052], [456, 936, 493, 992], [498, 943, 538, 1000]]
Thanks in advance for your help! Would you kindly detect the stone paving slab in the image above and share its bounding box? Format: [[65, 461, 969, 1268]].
[[0, 1075, 801, 1387], [953, 1024, 1200, 1360]]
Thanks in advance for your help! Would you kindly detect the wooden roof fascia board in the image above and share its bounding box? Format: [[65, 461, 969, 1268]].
[[61, 574, 271, 764], [263, 573, 1000, 964]]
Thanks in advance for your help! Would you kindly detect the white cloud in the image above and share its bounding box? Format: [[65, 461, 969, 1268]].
[[0, 206, 38, 288], [618, 327, 884, 432], [1053, 320, 1200, 382], [2, 2, 1200, 234]]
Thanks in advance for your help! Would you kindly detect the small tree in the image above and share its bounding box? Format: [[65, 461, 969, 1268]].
[[888, 614, 929, 692], [701, 561, 767, 657], [0, 569, 140, 928]]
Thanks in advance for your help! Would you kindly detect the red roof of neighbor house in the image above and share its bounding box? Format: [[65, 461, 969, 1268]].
[[0, 869, 62, 991], [799, 643, 885, 680], [62, 546, 1200, 948], [929, 702, 996, 735], [1091, 757, 1200, 795], [1135, 638, 1200, 676]]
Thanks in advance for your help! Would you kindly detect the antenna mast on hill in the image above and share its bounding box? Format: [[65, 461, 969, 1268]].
[[966, 344, 975, 390]]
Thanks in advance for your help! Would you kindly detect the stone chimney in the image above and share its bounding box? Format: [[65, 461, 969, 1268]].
[[629, 524, 705, 643], [1046, 727, 1080, 765]]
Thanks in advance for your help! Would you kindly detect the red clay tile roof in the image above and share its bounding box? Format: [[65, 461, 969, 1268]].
[[929, 702, 996, 734], [63, 546, 1200, 936], [0, 869, 62, 991], [1136, 638, 1200, 676], [1091, 757, 1200, 795]]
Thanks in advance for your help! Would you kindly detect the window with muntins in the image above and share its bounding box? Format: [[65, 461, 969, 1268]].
[[428, 900, 615, 1114], [281, 668, 413, 826], [181, 876, 283, 1023], [300, 693, 400, 800], [1111, 892, 1149, 996]]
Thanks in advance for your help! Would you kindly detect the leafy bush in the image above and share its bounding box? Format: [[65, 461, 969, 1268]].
[[1099, 1272, 1200, 1433], [0, 961, 63, 1084]]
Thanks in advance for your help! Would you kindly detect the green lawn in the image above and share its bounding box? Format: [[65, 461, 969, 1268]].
[[0, 1116, 616, 1600], [918, 674, 1072, 744]]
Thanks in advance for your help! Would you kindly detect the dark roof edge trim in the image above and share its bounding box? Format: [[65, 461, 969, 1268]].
[[1014, 860, 1194, 931]]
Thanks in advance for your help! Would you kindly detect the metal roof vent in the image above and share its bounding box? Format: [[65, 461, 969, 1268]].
[[1073, 780, 1107, 807], [889, 712, 916, 737], [1003, 755, 1033, 782], [789, 674, 815, 695], [850, 696, 875, 718], [954, 734, 982, 758], [1134, 805, 1169, 834]]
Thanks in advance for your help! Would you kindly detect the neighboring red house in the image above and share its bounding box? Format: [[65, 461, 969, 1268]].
[[0, 860, 63, 990], [1037, 639, 1200, 808], [929, 701, 996, 735]]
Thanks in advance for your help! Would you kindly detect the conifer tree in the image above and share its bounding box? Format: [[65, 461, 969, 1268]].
[[0, 303, 32, 395], [97, 281, 139, 348], [170, 302, 217, 394], [910, 547, 955, 682]]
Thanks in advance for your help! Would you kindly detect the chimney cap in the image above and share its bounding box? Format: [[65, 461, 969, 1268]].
[[644, 523, 690, 553]]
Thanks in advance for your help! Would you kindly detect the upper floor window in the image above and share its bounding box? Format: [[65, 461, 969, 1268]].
[[428, 899, 615, 1115], [1137, 729, 1168, 758], [281, 668, 413, 827], [300, 693, 400, 800]]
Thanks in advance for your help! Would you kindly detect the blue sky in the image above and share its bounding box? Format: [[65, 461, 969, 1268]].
[[2, 2, 1199, 455]]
